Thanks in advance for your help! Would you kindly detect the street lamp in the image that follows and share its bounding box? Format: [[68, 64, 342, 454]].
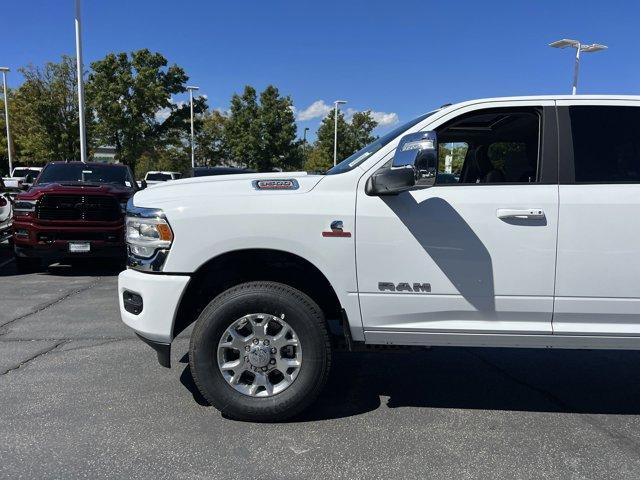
[[549, 39, 608, 95], [186, 86, 199, 169], [0, 67, 12, 175], [333, 100, 346, 166], [302, 127, 310, 163], [74, 0, 88, 162]]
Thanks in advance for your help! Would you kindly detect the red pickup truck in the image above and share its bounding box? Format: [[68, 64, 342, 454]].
[[12, 162, 140, 272]]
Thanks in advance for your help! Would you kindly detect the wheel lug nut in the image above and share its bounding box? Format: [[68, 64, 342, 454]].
[[270, 359, 276, 365], [245, 345, 250, 351], [262, 366, 268, 372], [244, 356, 249, 362], [271, 347, 277, 354], [253, 338, 259, 344], [263, 340, 269, 346]]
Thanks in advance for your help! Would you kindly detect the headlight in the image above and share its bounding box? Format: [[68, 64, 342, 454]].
[[126, 217, 173, 258], [14, 200, 37, 212], [125, 202, 174, 259]]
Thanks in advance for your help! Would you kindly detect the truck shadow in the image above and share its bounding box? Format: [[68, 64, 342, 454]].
[[0, 259, 124, 277], [382, 194, 495, 312], [179, 347, 640, 421]]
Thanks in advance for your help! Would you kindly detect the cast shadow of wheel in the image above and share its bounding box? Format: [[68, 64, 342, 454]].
[[179, 347, 640, 421]]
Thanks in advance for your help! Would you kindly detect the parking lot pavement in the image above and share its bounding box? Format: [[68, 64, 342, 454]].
[[2, 247, 640, 479]]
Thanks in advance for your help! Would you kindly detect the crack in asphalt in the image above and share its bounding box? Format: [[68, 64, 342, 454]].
[[465, 348, 640, 455], [0, 336, 130, 342], [0, 277, 102, 335], [58, 338, 131, 353], [0, 341, 68, 376]]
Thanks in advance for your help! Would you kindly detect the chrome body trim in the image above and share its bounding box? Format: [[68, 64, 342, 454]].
[[127, 247, 170, 272]]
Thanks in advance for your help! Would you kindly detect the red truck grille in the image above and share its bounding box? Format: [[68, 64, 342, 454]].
[[36, 194, 121, 222]]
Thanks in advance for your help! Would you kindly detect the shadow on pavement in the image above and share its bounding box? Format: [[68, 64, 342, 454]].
[[0, 257, 124, 277], [179, 347, 640, 421]]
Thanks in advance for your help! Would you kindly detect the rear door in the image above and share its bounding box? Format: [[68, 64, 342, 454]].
[[554, 100, 640, 335]]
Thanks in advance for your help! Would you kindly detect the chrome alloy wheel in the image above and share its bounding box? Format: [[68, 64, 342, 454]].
[[217, 313, 302, 397]]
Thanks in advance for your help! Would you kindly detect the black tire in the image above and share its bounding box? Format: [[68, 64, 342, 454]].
[[189, 281, 332, 422], [14, 256, 41, 273]]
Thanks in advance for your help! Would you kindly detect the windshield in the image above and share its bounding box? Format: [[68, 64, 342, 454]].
[[146, 173, 172, 181], [37, 164, 135, 188], [325, 112, 436, 175], [13, 168, 41, 178]]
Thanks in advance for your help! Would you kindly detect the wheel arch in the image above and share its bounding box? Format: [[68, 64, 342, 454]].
[[172, 248, 344, 341]]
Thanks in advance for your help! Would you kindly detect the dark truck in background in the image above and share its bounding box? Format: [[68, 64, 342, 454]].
[[12, 162, 139, 272]]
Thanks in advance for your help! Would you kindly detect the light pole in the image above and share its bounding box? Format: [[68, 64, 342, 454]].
[[333, 100, 346, 166], [74, 0, 88, 162], [549, 39, 608, 95], [187, 86, 199, 169], [302, 127, 310, 163], [0, 67, 12, 175]]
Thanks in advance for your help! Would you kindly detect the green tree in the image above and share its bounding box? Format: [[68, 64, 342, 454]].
[[314, 109, 351, 163], [224, 86, 260, 169], [224, 85, 300, 171], [8, 56, 87, 163], [195, 110, 228, 166], [312, 109, 379, 167], [348, 111, 378, 153], [303, 146, 332, 173], [87, 49, 189, 171], [257, 85, 300, 171]]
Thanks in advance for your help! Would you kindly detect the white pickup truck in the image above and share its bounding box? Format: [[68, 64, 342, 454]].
[[119, 95, 640, 421], [2, 166, 42, 190]]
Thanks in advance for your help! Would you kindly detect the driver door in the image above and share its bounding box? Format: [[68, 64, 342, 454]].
[[355, 103, 559, 344]]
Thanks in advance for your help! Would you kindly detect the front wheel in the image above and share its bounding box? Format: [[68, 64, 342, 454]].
[[189, 281, 332, 422]]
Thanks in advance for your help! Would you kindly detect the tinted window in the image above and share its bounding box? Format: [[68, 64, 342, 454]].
[[13, 168, 41, 178], [570, 106, 640, 183], [146, 173, 172, 181], [38, 164, 134, 188]]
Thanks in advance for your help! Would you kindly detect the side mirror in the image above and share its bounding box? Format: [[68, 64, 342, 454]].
[[366, 131, 438, 196]]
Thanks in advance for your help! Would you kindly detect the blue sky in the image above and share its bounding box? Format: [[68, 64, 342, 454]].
[[2, 0, 639, 139]]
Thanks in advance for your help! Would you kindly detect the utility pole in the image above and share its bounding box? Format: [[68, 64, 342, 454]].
[[0, 67, 12, 174], [333, 100, 346, 166], [75, 0, 88, 162], [187, 86, 200, 169]]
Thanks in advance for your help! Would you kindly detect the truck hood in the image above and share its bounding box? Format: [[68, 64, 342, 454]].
[[134, 171, 325, 208], [18, 182, 135, 201]]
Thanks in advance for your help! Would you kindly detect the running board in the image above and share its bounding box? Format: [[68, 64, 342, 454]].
[[364, 331, 640, 350]]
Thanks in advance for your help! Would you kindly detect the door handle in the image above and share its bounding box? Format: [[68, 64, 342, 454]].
[[497, 208, 545, 220]]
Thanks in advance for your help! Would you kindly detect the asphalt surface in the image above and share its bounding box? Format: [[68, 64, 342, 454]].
[[2, 242, 640, 479]]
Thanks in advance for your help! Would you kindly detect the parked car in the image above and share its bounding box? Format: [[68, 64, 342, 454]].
[[188, 166, 255, 177], [13, 162, 139, 271], [0, 178, 13, 242], [2, 166, 43, 190], [143, 171, 182, 185], [119, 95, 640, 421]]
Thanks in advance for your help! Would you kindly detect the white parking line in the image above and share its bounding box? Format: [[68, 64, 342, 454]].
[[0, 257, 14, 269]]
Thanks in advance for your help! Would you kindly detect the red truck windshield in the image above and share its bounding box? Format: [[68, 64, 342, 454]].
[[37, 164, 135, 188]]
